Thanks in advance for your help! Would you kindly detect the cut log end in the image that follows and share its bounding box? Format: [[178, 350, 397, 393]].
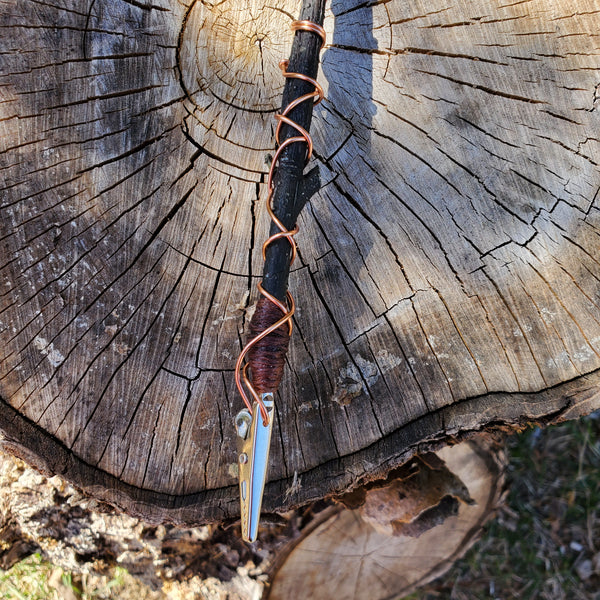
[[266, 434, 506, 600], [0, 0, 599, 525]]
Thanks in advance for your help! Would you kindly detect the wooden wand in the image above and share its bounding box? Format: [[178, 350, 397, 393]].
[[234, 0, 328, 543]]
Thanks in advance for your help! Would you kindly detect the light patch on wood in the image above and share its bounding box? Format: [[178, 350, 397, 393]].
[[331, 350, 402, 406], [104, 325, 118, 337], [375, 348, 403, 372], [228, 462, 239, 479], [113, 342, 130, 356], [284, 470, 302, 501], [332, 357, 375, 406], [33, 337, 64, 368], [235, 291, 250, 311], [332, 353, 402, 406]]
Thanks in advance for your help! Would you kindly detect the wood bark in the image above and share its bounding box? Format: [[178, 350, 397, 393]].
[[0, 0, 599, 525], [0, 437, 504, 600]]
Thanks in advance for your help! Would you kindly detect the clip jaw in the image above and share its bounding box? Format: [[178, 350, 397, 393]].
[[235, 393, 274, 543]]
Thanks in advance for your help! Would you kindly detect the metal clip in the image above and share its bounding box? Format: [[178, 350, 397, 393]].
[[235, 393, 274, 543]]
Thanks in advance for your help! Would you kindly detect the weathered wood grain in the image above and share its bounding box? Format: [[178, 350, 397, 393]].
[[0, 0, 599, 523]]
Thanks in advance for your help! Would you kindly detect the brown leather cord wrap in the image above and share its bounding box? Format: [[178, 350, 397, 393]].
[[247, 297, 291, 395]]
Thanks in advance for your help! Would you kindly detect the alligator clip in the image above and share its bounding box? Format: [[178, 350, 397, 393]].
[[235, 393, 274, 543]]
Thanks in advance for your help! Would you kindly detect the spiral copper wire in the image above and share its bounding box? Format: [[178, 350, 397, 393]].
[[235, 20, 326, 426]]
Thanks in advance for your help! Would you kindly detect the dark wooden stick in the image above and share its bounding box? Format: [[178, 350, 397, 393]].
[[261, 0, 327, 304], [245, 0, 327, 396]]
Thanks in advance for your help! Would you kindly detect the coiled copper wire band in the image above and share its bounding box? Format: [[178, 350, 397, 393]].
[[235, 20, 326, 425]]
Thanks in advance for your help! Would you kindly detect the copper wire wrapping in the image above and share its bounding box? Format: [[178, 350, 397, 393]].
[[235, 20, 326, 425]]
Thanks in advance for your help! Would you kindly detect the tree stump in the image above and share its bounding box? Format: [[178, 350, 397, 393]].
[[1, 0, 599, 576]]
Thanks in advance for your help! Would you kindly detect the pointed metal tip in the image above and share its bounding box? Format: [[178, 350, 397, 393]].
[[236, 393, 274, 543]]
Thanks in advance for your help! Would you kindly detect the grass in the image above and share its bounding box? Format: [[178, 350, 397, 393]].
[[0, 554, 55, 599], [0, 555, 159, 600], [407, 412, 600, 600]]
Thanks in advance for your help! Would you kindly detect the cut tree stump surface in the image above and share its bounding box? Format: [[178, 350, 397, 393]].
[[1, 0, 599, 524]]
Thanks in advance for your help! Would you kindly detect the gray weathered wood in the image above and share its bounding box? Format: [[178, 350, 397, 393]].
[[0, 0, 599, 524]]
